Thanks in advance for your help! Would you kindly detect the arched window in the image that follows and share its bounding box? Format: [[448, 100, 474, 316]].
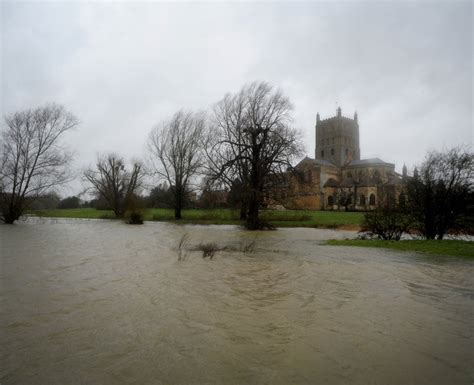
[[345, 148, 349, 156], [328, 196, 334, 206], [306, 170, 313, 183], [346, 172, 353, 179], [399, 193, 406, 206], [321, 150, 324, 157], [331, 148, 335, 156], [369, 194, 376, 205], [360, 194, 366, 205]]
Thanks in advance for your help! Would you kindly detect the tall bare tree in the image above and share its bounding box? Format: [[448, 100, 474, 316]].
[[148, 110, 206, 219], [0, 104, 78, 224], [204, 89, 251, 220], [84, 154, 143, 218], [207, 81, 303, 229]]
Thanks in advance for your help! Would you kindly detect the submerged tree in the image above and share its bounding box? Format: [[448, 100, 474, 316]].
[[148, 110, 206, 219], [0, 104, 78, 224], [84, 154, 143, 218], [206, 81, 303, 229], [406, 147, 473, 239]]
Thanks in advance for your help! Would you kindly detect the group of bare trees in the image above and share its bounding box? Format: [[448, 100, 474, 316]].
[[405, 148, 473, 239], [362, 147, 473, 240], [146, 82, 303, 229], [0, 81, 303, 228], [6, 83, 468, 235]]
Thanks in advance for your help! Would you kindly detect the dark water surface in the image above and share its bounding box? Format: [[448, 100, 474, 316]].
[[1, 218, 473, 385]]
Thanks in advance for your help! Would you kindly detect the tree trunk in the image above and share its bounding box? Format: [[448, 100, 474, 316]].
[[2, 206, 21, 224], [246, 188, 261, 230], [114, 207, 124, 218], [4, 216, 16, 224], [175, 191, 182, 219], [246, 205, 259, 229], [239, 204, 247, 220]]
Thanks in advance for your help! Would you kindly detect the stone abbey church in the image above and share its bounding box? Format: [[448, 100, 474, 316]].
[[269, 107, 404, 210]]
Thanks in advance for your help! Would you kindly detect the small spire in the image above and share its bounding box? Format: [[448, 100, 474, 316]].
[[354, 111, 358, 122], [402, 164, 407, 178], [316, 112, 320, 123], [337, 106, 342, 117], [413, 167, 419, 179]]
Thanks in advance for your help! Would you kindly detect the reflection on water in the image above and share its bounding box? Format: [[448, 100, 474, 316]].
[[1, 218, 473, 385]]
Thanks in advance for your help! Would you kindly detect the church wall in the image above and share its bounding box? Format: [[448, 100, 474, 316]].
[[319, 165, 341, 184], [289, 194, 321, 210], [283, 165, 323, 209], [322, 186, 380, 211]]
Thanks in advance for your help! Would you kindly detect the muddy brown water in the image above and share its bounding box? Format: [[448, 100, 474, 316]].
[[1, 218, 473, 385]]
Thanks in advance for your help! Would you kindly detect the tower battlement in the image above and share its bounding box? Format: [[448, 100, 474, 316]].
[[315, 108, 361, 167]]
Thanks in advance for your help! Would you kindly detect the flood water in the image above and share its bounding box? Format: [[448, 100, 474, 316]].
[[1, 218, 473, 385]]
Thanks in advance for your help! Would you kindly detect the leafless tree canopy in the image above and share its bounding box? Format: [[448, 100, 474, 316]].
[[0, 104, 78, 223], [206, 81, 303, 229], [148, 110, 206, 219], [84, 154, 143, 218]]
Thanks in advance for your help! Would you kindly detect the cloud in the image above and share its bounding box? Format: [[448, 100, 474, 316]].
[[1, 1, 472, 194]]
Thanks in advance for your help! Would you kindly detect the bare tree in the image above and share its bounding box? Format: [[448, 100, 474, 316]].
[[84, 154, 143, 218], [148, 110, 206, 219], [204, 89, 251, 220], [406, 147, 473, 239], [0, 104, 78, 224], [206, 81, 303, 229]]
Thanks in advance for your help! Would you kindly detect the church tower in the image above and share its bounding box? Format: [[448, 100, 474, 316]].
[[315, 108, 360, 167]]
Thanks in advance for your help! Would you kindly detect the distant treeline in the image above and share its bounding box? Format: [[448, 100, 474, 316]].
[[29, 185, 232, 211]]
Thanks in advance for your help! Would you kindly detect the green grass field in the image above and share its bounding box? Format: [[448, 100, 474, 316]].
[[33, 208, 364, 229], [326, 239, 474, 258]]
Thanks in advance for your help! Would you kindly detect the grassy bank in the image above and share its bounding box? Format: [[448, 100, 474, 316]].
[[33, 208, 364, 229], [326, 239, 474, 258]]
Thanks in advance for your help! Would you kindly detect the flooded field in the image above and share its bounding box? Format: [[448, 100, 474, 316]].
[[1, 218, 473, 385]]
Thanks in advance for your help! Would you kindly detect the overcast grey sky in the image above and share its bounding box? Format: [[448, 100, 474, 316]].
[[1, 1, 472, 194]]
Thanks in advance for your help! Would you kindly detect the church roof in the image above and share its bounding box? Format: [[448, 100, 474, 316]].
[[323, 173, 402, 188], [348, 158, 394, 167], [297, 156, 337, 168], [385, 171, 403, 185]]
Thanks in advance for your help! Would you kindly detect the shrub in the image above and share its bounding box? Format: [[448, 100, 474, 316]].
[[126, 211, 144, 225], [361, 205, 411, 241]]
